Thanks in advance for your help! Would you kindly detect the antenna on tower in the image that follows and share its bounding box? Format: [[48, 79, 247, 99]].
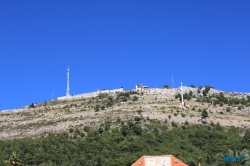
[[66, 67, 70, 97], [172, 73, 174, 89]]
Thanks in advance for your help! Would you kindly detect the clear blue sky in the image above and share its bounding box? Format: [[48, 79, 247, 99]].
[[1, 1, 250, 110]]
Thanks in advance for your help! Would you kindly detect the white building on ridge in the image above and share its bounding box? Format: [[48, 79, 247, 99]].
[[136, 84, 148, 90]]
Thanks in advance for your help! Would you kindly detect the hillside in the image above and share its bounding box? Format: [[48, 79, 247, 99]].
[[1, 86, 250, 140]]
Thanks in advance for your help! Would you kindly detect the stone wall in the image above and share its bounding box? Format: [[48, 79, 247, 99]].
[[57, 88, 124, 100]]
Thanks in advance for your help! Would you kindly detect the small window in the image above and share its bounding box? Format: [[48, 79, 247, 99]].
[[174, 160, 178, 163], [138, 161, 142, 165]]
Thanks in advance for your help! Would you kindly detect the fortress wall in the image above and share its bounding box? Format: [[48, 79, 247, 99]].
[[70, 93, 98, 100], [57, 96, 70, 100], [108, 88, 124, 93], [57, 88, 124, 101], [147, 88, 178, 100], [148, 88, 178, 94], [99, 88, 124, 94], [100, 90, 110, 93]]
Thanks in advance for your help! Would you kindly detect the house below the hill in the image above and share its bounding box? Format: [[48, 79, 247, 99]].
[[132, 155, 188, 166]]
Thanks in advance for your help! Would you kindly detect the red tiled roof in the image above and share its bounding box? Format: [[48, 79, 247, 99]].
[[132, 155, 188, 166]]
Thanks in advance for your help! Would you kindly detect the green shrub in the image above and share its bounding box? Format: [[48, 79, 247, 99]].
[[201, 109, 209, 119], [98, 127, 104, 134], [137, 110, 143, 114], [75, 128, 80, 135], [134, 116, 141, 122], [171, 121, 178, 127], [69, 128, 74, 133], [80, 132, 85, 137], [94, 104, 100, 111], [122, 97, 127, 102], [164, 84, 169, 89], [132, 96, 138, 101], [106, 101, 113, 107], [133, 125, 143, 135], [84, 126, 90, 132], [116, 117, 121, 124]]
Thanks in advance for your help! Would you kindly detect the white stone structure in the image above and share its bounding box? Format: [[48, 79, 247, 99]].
[[57, 88, 124, 100], [180, 82, 184, 104], [136, 84, 148, 90], [148, 88, 177, 100]]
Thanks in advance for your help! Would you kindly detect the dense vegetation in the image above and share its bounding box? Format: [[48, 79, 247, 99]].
[[197, 92, 250, 107], [1, 120, 250, 166]]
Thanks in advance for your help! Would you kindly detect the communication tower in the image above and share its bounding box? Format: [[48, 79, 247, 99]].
[[66, 67, 70, 97]]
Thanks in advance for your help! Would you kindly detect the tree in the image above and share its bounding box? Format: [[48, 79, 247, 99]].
[[201, 109, 208, 121], [164, 84, 169, 89], [106, 101, 113, 107], [132, 96, 138, 101], [98, 127, 104, 134], [120, 124, 128, 136], [191, 84, 195, 88], [94, 104, 100, 111], [202, 86, 212, 97], [5, 152, 22, 166], [29, 103, 35, 108], [247, 96, 250, 103], [133, 125, 143, 135], [171, 121, 178, 127]]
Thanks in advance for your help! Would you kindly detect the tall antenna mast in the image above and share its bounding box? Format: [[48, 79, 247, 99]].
[[172, 73, 174, 88], [66, 67, 70, 97]]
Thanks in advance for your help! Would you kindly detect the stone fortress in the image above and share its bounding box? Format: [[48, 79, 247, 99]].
[[57, 69, 182, 101], [43, 68, 242, 102], [56, 67, 183, 101], [57, 67, 202, 103]]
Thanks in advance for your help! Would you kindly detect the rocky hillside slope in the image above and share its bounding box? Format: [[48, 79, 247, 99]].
[[1, 86, 250, 140]]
